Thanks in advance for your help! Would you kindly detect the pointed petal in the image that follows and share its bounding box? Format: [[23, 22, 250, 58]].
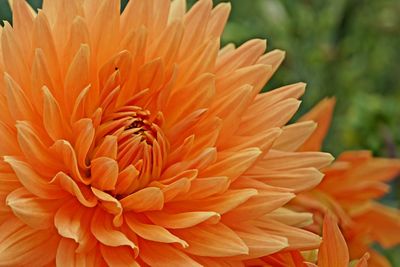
[[125, 214, 188, 247], [299, 98, 336, 151], [146, 211, 220, 229], [4, 157, 67, 199], [54, 199, 96, 253], [100, 244, 139, 267], [202, 148, 261, 182], [90, 157, 119, 191], [90, 208, 137, 251], [6, 187, 61, 229], [120, 187, 164, 212], [140, 241, 201, 267], [172, 223, 248, 257], [318, 215, 349, 267], [51, 172, 97, 207], [0, 217, 59, 266]]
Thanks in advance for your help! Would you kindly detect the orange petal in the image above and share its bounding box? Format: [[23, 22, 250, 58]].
[[255, 219, 321, 251], [4, 157, 67, 199], [125, 214, 188, 247], [318, 215, 349, 267], [51, 172, 97, 207], [1, 24, 31, 94], [273, 121, 317, 152], [216, 39, 266, 75], [120, 187, 164, 212], [100, 244, 139, 267], [6, 187, 61, 229], [0, 217, 59, 266], [90, 208, 137, 252], [206, 2, 231, 38], [140, 241, 201, 267], [351, 202, 400, 248], [54, 199, 96, 253], [201, 148, 261, 182], [42, 86, 70, 141], [172, 223, 248, 257], [298, 98, 336, 151], [146, 211, 220, 229], [257, 49, 286, 75], [90, 157, 119, 191], [64, 44, 91, 112], [72, 118, 95, 170], [222, 190, 294, 222], [4, 73, 37, 122]]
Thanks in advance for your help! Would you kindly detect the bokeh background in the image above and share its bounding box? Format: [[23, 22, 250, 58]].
[[0, 0, 399, 264]]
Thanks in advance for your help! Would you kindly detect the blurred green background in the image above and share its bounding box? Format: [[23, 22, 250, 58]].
[[0, 0, 399, 264]]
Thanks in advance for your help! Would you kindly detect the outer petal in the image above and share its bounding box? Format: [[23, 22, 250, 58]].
[[0, 217, 60, 266], [318, 215, 349, 267]]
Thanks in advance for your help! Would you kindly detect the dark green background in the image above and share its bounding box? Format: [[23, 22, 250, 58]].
[[0, 0, 399, 264]]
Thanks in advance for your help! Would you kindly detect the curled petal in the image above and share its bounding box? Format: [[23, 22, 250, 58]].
[[90, 208, 137, 253]]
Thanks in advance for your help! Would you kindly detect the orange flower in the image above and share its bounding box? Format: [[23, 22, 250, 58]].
[[293, 98, 400, 267], [0, 0, 334, 265]]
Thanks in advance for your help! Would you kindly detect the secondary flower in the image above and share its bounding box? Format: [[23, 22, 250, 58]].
[[293, 98, 400, 267], [0, 0, 334, 265]]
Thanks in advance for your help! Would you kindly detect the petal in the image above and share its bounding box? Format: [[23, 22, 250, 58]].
[[125, 214, 188, 247], [73, 118, 95, 170], [140, 241, 201, 267], [1, 24, 31, 93], [172, 189, 257, 214], [4, 73, 36, 122], [222, 190, 295, 222], [172, 223, 248, 257], [90, 157, 119, 191], [32, 11, 62, 96], [120, 187, 164, 212], [0, 217, 60, 266], [182, 176, 230, 200], [64, 44, 91, 111], [54, 199, 96, 253], [100, 244, 139, 267], [255, 219, 321, 251], [146, 211, 221, 229], [16, 120, 62, 177], [93, 135, 118, 160], [51, 172, 97, 207], [4, 157, 67, 199], [299, 98, 336, 151], [273, 121, 317, 152], [318, 215, 349, 267], [258, 150, 334, 171], [250, 167, 324, 193], [201, 148, 261, 182], [351, 202, 400, 248], [90, 208, 137, 252], [6, 187, 61, 229], [216, 39, 266, 75], [42, 86, 71, 141]]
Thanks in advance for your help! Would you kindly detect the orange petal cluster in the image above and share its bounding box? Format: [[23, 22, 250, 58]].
[[293, 98, 400, 267], [259, 216, 370, 267], [0, 0, 335, 265]]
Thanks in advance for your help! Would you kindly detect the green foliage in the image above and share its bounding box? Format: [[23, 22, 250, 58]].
[[0, 0, 399, 263]]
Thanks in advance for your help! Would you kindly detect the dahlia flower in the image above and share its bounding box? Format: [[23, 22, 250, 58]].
[[0, 0, 334, 265], [293, 98, 400, 267]]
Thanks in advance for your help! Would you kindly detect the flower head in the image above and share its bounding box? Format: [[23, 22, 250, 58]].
[[0, 0, 333, 265], [293, 98, 400, 266]]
